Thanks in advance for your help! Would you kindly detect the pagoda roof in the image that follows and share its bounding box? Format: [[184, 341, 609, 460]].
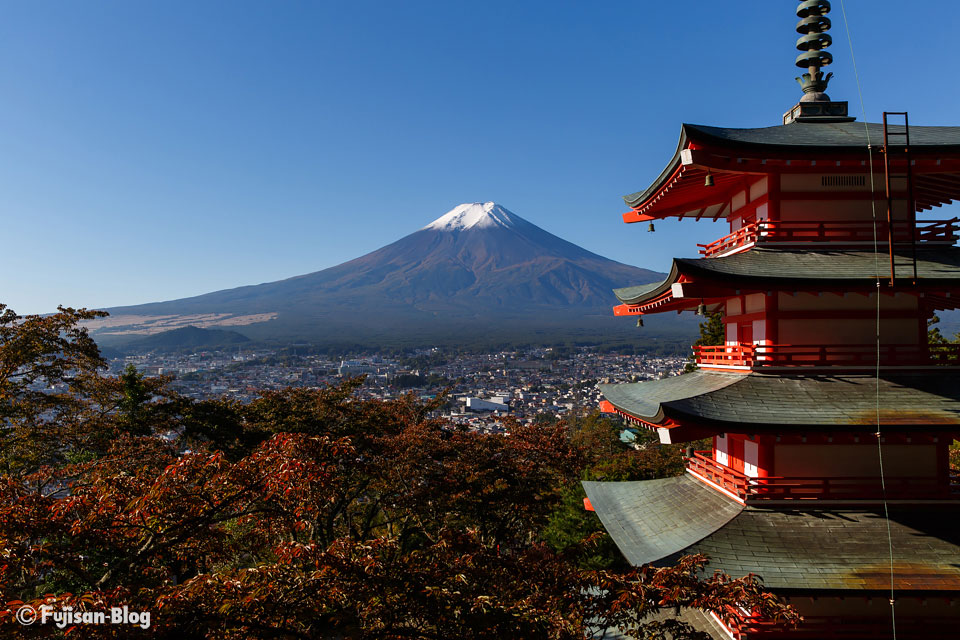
[[581, 475, 744, 567], [686, 506, 960, 592], [685, 121, 960, 153], [613, 247, 960, 306], [583, 476, 960, 592], [623, 122, 960, 214], [599, 370, 960, 430]]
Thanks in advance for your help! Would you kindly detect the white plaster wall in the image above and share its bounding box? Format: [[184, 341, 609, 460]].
[[749, 177, 768, 201], [744, 293, 765, 314]]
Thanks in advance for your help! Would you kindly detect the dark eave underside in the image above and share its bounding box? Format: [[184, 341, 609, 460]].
[[613, 247, 960, 306], [600, 371, 960, 428]]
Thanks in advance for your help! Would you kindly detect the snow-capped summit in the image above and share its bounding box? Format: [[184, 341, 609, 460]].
[[423, 202, 521, 231]]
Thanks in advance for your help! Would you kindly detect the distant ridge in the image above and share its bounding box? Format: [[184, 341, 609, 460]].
[[91, 203, 687, 349], [126, 326, 251, 353]]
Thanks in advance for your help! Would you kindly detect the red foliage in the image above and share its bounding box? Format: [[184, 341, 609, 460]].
[[0, 307, 798, 638]]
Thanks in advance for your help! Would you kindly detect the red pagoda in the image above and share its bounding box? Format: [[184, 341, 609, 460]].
[[584, 2, 960, 638]]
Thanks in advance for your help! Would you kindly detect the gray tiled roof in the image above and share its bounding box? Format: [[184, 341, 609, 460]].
[[686, 506, 960, 592], [687, 122, 960, 150], [599, 371, 741, 422], [613, 248, 960, 305], [624, 121, 960, 207], [587, 478, 960, 592], [612, 280, 668, 305], [601, 371, 960, 428], [582, 476, 743, 567], [675, 247, 960, 285]]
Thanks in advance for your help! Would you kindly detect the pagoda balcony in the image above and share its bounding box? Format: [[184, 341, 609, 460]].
[[722, 605, 958, 640], [694, 343, 960, 370], [686, 451, 960, 503], [697, 218, 959, 257]]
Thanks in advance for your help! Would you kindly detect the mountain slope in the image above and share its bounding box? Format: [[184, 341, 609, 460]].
[[92, 203, 677, 347], [125, 326, 251, 353]]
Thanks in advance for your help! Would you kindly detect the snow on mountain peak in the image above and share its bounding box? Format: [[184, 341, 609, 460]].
[[423, 202, 520, 232]]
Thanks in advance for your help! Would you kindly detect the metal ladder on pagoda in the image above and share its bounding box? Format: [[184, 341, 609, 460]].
[[882, 111, 917, 285]]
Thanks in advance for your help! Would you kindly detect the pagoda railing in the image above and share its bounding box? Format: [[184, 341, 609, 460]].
[[686, 451, 960, 501], [686, 451, 750, 498], [695, 343, 960, 368], [722, 605, 958, 639], [697, 218, 959, 257]]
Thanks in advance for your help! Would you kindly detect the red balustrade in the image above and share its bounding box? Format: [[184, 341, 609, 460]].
[[686, 451, 750, 499], [696, 224, 762, 257], [695, 343, 960, 368], [686, 451, 960, 502], [698, 218, 959, 257], [694, 344, 758, 367], [723, 605, 959, 639]]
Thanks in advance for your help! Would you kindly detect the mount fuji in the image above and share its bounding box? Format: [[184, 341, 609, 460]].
[[92, 203, 674, 349]]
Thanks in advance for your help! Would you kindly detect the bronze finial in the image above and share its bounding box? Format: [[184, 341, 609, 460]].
[[795, 0, 833, 101]]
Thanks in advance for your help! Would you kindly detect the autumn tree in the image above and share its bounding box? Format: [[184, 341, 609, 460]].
[[0, 305, 109, 478]]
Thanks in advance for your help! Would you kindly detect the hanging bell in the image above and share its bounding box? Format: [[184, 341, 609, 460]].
[[696, 302, 707, 316], [647, 222, 656, 233], [636, 316, 644, 327], [704, 172, 715, 187]]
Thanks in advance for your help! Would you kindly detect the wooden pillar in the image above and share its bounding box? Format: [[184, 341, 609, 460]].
[[768, 171, 781, 222], [765, 291, 778, 346]]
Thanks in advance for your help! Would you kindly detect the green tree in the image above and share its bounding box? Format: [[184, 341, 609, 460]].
[[927, 314, 960, 363], [928, 313, 947, 345], [684, 312, 724, 373], [544, 411, 691, 569]]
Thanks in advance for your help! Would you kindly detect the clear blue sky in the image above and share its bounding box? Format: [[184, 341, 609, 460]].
[[2, 1, 957, 314]]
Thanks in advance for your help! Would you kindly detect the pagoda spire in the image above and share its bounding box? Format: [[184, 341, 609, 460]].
[[794, 0, 834, 101], [782, 0, 853, 124]]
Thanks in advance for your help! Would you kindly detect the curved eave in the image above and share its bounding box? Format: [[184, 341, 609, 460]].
[[599, 371, 742, 425], [582, 476, 744, 567], [623, 127, 689, 210], [623, 122, 960, 215], [612, 262, 680, 305], [623, 122, 779, 212], [613, 248, 960, 318], [601, 372, 960, 429]]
